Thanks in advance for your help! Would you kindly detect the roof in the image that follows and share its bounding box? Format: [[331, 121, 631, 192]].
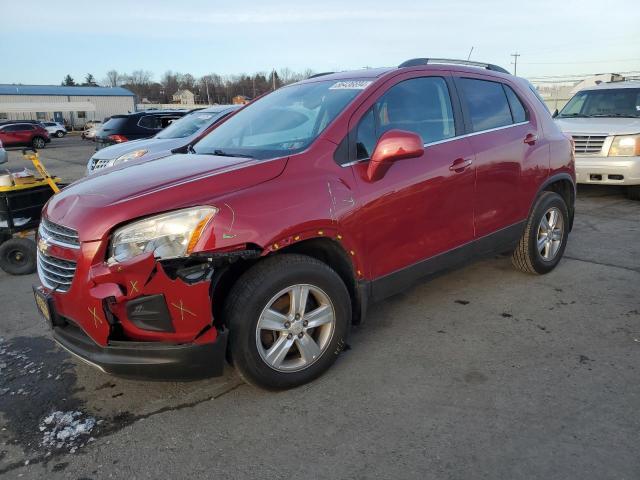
[[0, 84, 135, 97], [581, 80, 640, 91]]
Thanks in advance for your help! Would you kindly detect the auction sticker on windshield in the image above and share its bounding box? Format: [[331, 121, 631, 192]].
[[329, 81, 373, 90]]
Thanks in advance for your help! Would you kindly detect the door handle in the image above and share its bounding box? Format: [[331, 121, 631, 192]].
[[524, 133, 538, 145], [449, 158, 473, 172]]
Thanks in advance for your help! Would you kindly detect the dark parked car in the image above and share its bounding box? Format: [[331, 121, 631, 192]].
[[94, 110, 191, 150], [0, 123, 50, 149], [35, 58, 575, 389], [86, 105, 240, 174]]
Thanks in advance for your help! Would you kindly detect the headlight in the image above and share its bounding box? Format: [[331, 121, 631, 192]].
[[608, 134, 640, 157], [112, 149, 148, 167], [109, 206, 217, 263]]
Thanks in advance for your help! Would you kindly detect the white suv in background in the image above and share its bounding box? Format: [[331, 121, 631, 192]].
[[42, 121, 67, 138], [554, 81, 640, 200]]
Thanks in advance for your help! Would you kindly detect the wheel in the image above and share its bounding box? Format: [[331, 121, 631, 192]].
[[56, 130, 65, 138], [512, 191, 569, 275], [225, 254, 351, 389], [32, 136, 46, 149], [627, 186, 640, 201], [0, 238, 37, 275]]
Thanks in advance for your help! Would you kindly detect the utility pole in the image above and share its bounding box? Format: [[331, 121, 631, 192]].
[[204, 77, 211, 105], [272, 69, 276, 91], [511, 52, 520, 76], [252, 75, 256, 98]]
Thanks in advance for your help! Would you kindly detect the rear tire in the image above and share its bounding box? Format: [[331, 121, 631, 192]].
[[32, 137, 46, 149], [56, 130, 65, 138], [0, 238, 37, 275], [512, 191, 569, 275], [627, 185, 640, 201], [224, 254, 351, 390]]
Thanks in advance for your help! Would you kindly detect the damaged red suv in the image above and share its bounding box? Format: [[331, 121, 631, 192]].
[[34, 59, 575, 389]]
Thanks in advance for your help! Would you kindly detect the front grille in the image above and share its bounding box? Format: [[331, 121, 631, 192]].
[[39, 218, 80, 248], [37, 251, 77, 292], [572, 135, 606, 154], [89, 157, 111, 171]]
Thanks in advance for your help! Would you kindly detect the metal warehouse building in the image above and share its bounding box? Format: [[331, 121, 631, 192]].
[[0, 85, 135, 129]]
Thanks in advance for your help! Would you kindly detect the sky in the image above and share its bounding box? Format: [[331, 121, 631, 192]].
[[1, 0, 639, 85]]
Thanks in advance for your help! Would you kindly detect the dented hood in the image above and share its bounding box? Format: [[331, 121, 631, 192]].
[[46, 153, 287, 241]]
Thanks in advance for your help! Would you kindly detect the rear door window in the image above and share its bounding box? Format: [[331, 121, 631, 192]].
[[355, 76, 455, 160], [458, 78, 513, 132], [138, 116, 161, 129]]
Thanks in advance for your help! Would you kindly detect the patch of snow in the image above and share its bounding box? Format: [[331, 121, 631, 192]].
[[39, 411, 97, 452]]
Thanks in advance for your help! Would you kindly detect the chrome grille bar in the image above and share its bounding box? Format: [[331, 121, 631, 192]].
[[39, 219, 80, 249], [572, 135, 606, 154]]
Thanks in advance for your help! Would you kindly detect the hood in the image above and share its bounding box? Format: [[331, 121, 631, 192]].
[[91, 137, 189, 161], [46, 153, 287, 241], [554, 117, 640, 136]]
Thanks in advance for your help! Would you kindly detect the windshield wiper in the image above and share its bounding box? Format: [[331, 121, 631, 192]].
[[588, 113, 640, 118], [211, 149, 254, 159], [558, 113, 589, 118]]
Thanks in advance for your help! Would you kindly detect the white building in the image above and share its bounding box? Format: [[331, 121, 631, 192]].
[[172, 89, 195, 105], [0, 85, 135, 128]]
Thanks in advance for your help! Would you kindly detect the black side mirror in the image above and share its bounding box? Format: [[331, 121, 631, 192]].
[[552, 109, 559, 118]]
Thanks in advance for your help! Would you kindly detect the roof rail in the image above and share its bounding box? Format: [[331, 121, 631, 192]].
[[398, 58, 510, 74]]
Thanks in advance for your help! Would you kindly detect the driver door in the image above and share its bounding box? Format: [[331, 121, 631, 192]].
[[347, 74, 476, 296]]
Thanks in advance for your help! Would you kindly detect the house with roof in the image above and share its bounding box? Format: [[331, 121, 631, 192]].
[[0, 85, 135, 128], [172, 89, 195, 105]]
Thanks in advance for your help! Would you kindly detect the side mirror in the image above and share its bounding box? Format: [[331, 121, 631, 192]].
[[366, 129, 424, 182], [552, 109, 559, 118]]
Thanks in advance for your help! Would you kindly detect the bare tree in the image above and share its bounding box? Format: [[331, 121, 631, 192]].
[[104, 70, 120, 87]]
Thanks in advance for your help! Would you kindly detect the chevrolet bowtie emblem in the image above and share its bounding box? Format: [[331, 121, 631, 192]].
[[37, 237, 50, 255]]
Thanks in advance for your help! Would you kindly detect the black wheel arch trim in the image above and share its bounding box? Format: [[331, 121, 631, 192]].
[[534, 172, 576, 230]]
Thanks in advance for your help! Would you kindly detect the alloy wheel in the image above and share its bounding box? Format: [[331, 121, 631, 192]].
[[537, 207, 564, 261], [255, 284, 336, 372]]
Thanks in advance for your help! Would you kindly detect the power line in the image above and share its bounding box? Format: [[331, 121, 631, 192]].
[[521, 58, 640, 65]]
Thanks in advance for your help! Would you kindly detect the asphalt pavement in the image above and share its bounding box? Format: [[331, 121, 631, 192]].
[[0, 139, 638, 479]]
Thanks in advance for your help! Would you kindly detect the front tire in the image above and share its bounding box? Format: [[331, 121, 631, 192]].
[[512, 191, 569, 275], [56, 130, 65, 138], [225, 254, 351, 389]]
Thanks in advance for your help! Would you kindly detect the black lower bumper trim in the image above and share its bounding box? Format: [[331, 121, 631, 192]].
[[53, 324, 228, 380]]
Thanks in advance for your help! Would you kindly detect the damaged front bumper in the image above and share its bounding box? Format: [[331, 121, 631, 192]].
[[35, 238, 232, 380], [53, 321, 228, 380]]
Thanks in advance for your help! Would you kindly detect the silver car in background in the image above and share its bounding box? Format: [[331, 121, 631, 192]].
[[554, 81, 640, 200], [86, 105, 240, 175]]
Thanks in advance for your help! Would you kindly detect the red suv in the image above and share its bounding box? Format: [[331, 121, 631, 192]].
[[34, 59, 575, 389], [0, 122, 50, 149]]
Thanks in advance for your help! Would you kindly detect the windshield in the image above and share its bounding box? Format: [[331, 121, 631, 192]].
[[559, 88, 640, 118], [156, 110, 227, 139], [194, 80, 369, 159]]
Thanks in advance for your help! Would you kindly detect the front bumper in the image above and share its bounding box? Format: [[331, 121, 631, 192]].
[[575, 155, 640, 185], [54, 321, 228, 380]]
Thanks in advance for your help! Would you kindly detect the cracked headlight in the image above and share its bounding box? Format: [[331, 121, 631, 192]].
[[109, 207, 217, 263], [112, 149, 148, 167]]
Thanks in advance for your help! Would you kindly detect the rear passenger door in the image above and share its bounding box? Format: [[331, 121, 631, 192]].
[[454, 75, 539, 239]]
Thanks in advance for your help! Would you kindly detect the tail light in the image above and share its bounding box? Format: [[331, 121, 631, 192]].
[[108, 134, 128, 143]]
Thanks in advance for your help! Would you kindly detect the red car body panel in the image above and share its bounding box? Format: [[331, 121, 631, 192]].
[[0, 124, 50, 147], [35, 64, 575, 377]]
